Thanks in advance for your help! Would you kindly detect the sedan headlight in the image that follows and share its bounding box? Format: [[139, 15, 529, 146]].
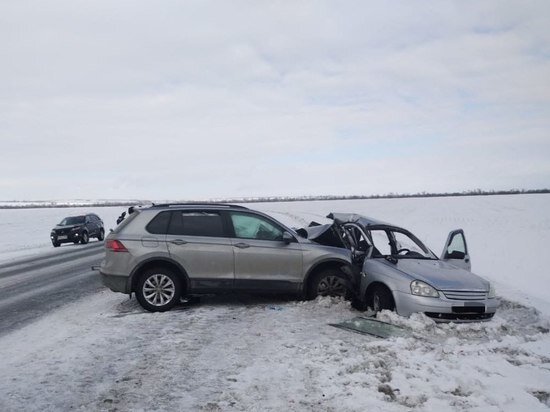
[[410, 280, 439, 298], [488, 283, 496, 298]]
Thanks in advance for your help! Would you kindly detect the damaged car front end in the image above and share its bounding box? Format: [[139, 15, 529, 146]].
[[299, 213, 498, 322]]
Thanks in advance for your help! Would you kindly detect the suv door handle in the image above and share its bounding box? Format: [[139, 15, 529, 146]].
[[234, 242, 250, 249], [169, 239, 187, 245]]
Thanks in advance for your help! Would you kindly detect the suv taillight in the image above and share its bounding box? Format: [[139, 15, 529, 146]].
[[106, 239, 128, 252]]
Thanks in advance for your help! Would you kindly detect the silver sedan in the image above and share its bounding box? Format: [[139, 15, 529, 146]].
[[303, 213, 498, 322]]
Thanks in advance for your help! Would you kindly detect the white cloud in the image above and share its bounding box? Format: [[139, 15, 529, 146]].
[[0, 0, 549, 199]]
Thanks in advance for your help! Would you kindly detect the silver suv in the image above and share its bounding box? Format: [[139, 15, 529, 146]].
[[100, 204, 354, 312]]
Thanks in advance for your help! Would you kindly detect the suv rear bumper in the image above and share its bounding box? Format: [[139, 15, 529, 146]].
[[100, 271, 130, 294]]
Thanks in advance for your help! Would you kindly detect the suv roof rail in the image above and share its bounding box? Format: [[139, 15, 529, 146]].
[[150, 202, 249, 209]]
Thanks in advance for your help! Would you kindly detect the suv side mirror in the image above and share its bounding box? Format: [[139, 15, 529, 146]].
[[282, 231, 294, 244]]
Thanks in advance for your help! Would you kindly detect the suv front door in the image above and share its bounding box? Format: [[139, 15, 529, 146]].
[[227, 211, 303, 292], [165, 210, 234, 291]]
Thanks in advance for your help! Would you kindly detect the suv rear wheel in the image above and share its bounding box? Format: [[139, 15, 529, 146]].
[[136, 267, 182, 312], [97, 228, 105, 241], [308, 268, 349, 300]]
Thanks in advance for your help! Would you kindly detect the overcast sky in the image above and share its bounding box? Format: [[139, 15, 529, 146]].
[[1, 1, 549, 200]]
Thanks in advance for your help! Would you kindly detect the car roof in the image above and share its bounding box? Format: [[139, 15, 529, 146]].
[[149, 203, 249, 210]]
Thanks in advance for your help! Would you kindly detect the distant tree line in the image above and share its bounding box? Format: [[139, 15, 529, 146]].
[[227, 188, 550, 203], [1, 188, 548, 209]]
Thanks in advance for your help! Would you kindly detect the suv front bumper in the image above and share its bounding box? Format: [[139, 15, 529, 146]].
[[51, 231, 82, 244]]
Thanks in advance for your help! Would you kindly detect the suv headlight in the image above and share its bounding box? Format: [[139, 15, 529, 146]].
[[410, 280, 439, 298], [488, 283, 496, 299]]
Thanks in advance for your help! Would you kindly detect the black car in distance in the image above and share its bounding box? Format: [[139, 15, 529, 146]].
[[50, 213, 105, 247]]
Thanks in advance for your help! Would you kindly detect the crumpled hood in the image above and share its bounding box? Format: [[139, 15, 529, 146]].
[[382, 259, 489, 291], [298, 223, 346, 248]]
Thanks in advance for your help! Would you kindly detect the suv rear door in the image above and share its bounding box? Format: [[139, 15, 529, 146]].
[[85, 215, 98, 236], [227, 211, 303, 292], [165, 210, 234, 291]]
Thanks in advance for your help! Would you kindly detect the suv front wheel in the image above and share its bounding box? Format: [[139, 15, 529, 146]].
[[136, 267, 182, 312], [307, 268, 349, 300]]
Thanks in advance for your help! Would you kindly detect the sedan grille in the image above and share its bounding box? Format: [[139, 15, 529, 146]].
[[442, 290, 487, 300]]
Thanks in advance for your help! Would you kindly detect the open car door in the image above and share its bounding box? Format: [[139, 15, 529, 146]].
[[441, 229, 471, 271]]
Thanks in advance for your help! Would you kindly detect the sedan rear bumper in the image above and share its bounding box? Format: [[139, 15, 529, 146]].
[[393, 290, 498, 322]]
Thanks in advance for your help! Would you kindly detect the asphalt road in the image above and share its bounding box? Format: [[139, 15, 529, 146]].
[[0, 242, 105, 336]]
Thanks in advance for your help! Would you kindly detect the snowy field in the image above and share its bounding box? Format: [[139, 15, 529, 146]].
[[1, 194, 550, 411], [0, 206, 123, 262]]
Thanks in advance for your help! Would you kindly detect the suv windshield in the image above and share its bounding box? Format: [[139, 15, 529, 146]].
[[59, 216, 85, 225], [368, 228, 437, 260]]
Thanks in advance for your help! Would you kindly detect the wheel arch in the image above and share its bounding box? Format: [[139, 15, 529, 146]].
[[129, 258, 190, 294], [365, 281, 395, 308]]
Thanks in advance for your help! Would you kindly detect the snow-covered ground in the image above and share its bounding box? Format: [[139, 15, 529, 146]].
[[1, 194, 549, 411]]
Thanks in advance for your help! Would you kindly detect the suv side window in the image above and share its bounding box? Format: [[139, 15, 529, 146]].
[[146, 211, 172, 234], [230, 212, 283, 241], [169, 211, 225, 237]]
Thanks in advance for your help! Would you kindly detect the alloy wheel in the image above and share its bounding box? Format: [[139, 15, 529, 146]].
[[317, 275, 347, 297], [142, 274, 176, 306]]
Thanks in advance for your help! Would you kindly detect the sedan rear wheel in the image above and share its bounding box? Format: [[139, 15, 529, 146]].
[[136, 268, 181, 312]]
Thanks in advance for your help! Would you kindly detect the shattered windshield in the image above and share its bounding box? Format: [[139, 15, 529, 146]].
[[368, 228, 436, 260]]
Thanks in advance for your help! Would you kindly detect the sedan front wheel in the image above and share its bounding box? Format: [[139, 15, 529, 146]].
[[369, 285, 395, 312]]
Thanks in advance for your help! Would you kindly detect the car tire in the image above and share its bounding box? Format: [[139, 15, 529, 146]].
[[81, 231, 89, 244], [52, 241, 60, 247], [307, 268, 350, 300], [368, 285, 395, 312], [136, 267, 182, 312], [97, 228, 104, 241], [73, 240, 80, 244]]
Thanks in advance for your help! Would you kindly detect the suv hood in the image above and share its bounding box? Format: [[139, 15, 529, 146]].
[[381, 258, 488, 291], [54, 225, 81, 230]]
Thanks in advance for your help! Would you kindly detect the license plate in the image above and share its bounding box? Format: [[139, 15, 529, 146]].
[[58, 235, 67, 240]]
